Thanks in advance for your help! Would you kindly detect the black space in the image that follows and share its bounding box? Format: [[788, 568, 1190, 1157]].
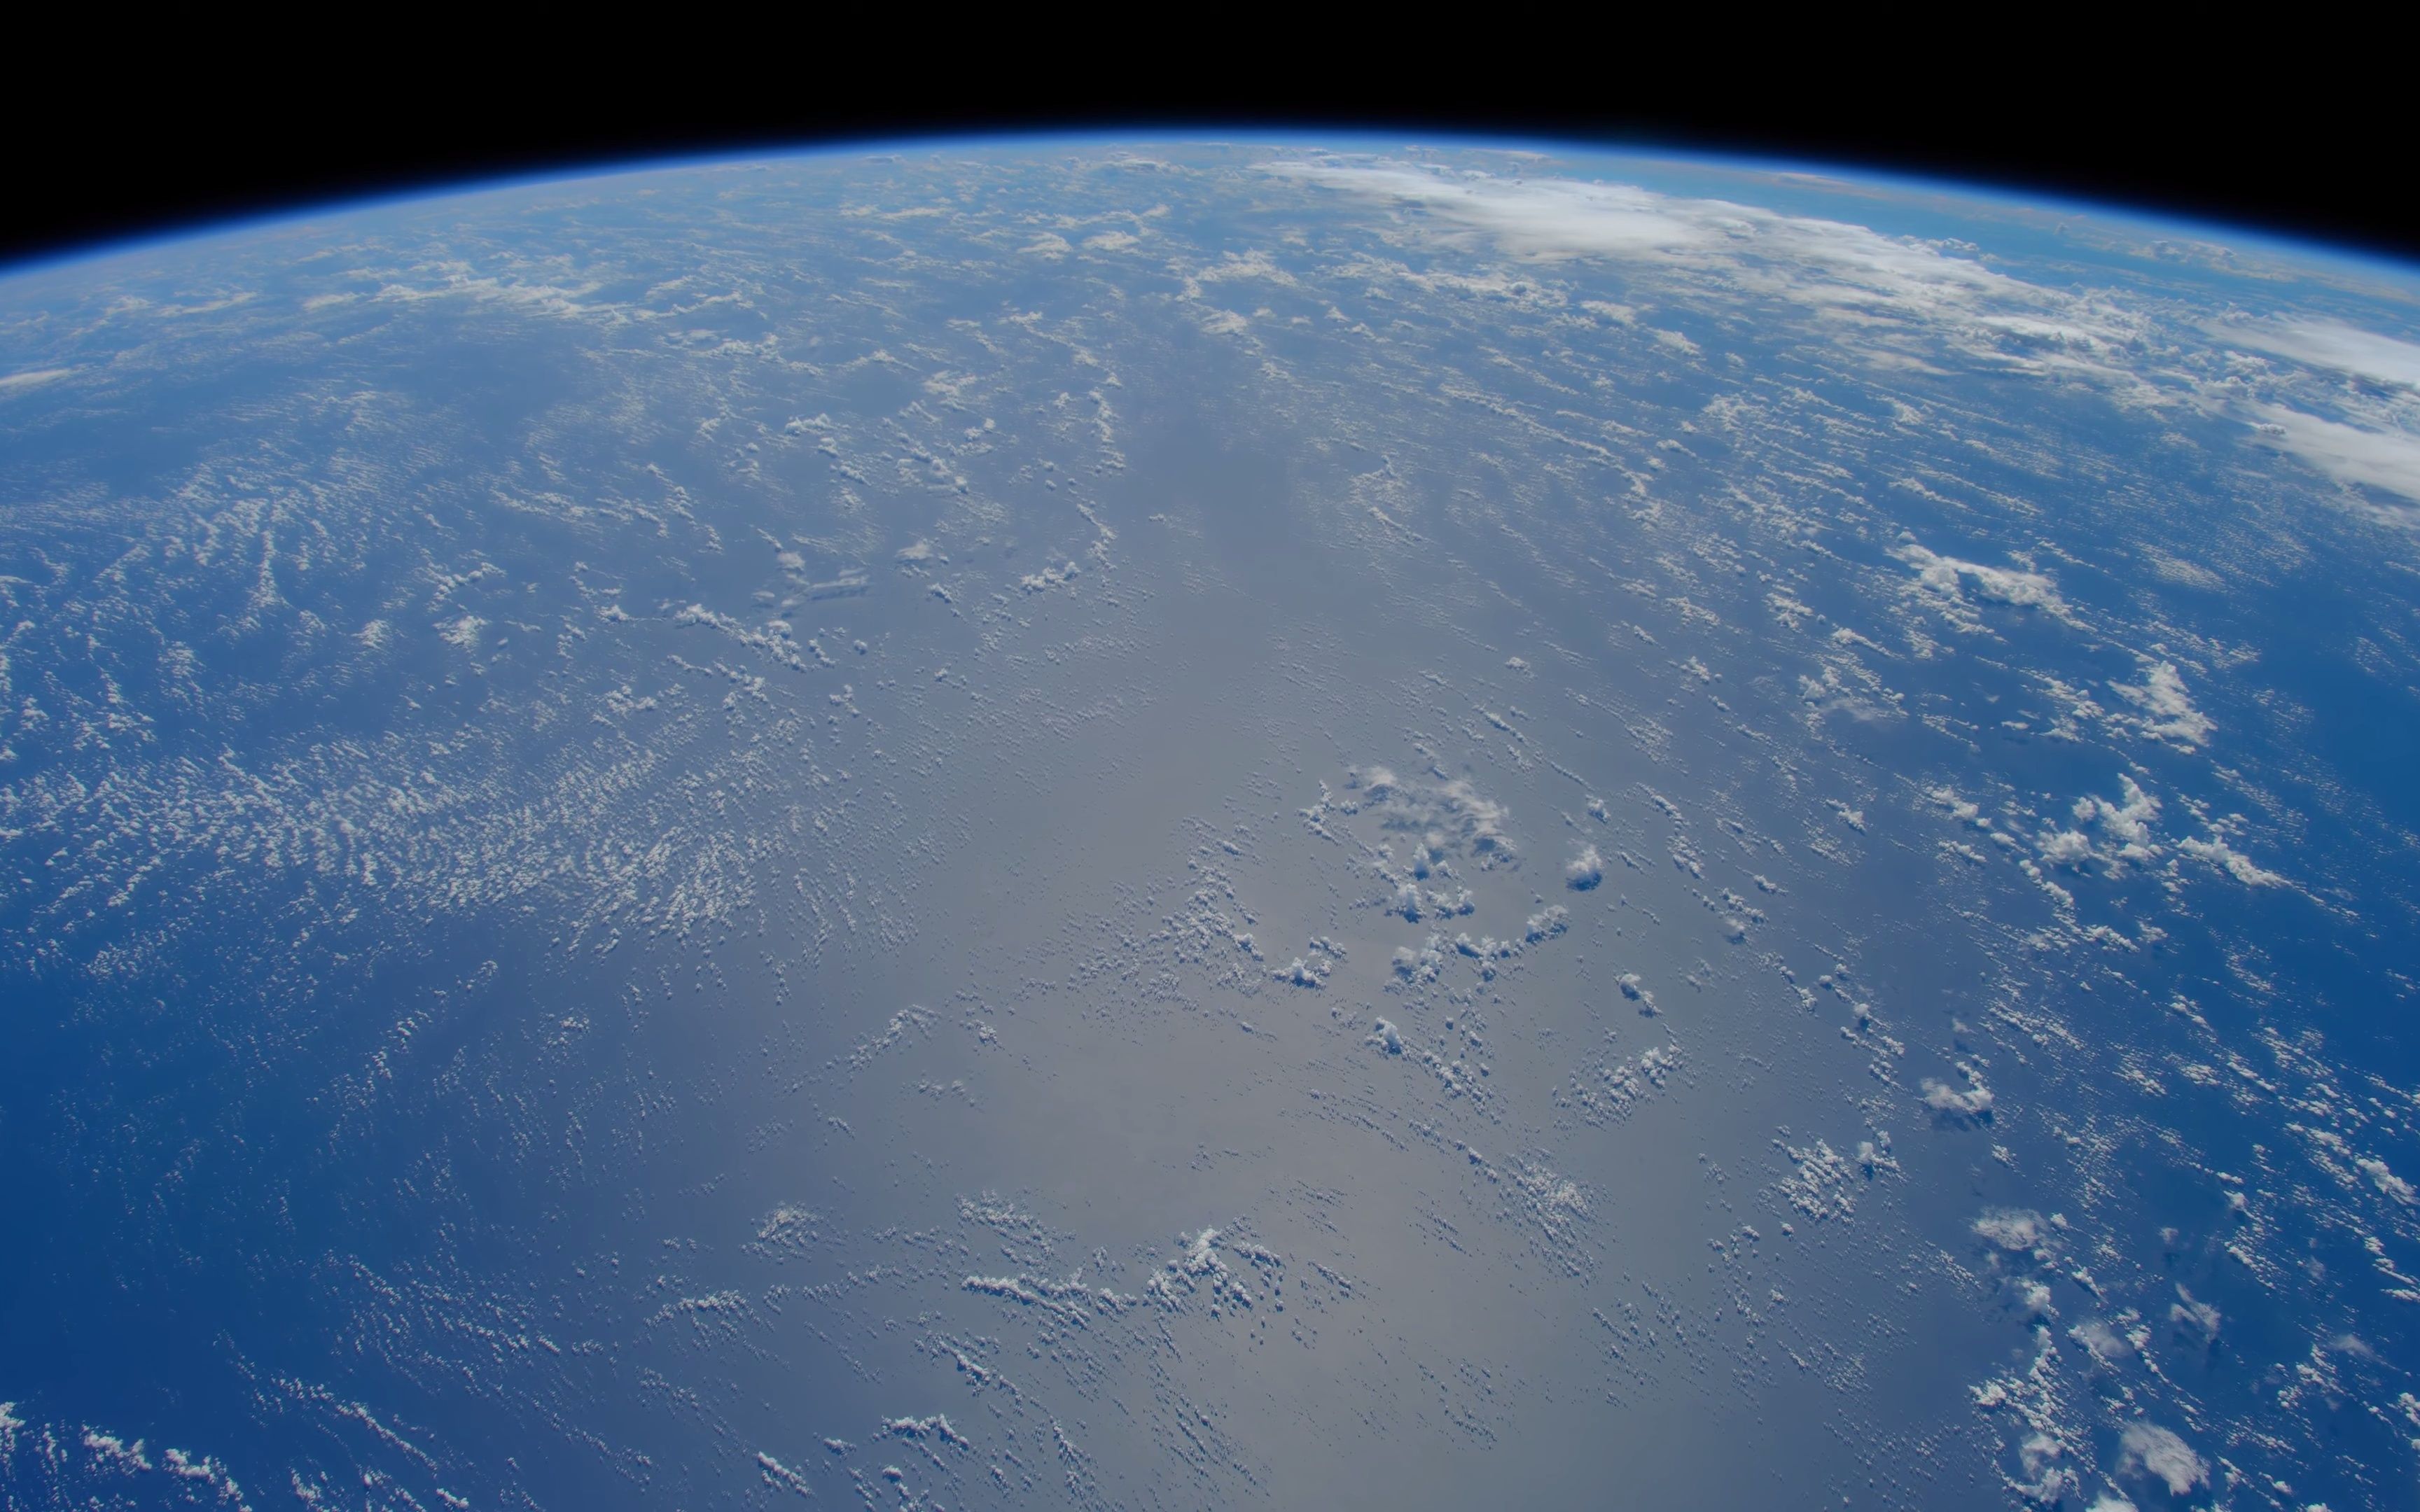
[[2, 60, 2402, 273]]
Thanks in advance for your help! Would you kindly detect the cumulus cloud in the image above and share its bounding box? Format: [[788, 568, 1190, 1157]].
[[2108, 662, 2213, 747], [2042, 776, 2162, 873], [1565, 844, 1604, 890], [1274, 955, 1328, 988], [2359, 1155, 2417, 1205], [1893, 542, 2067, 616], [1342, 764, 1520, 869], [1393, 936, 1446, 983], [1973, 1208, 2048, 1252], [1923, 1072, 1995, 1121], [2068, 1317, 2134, 1364], [2176, 834, 2285, 888], [2115, 1423, 2206, 1498]]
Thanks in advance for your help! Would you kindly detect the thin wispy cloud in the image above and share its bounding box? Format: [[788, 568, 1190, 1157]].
[[1270, 158, 2145, 384], [2227, 318, 2420, 390], [0, 366, 71, 394], [2253, 403, 2420, 505]]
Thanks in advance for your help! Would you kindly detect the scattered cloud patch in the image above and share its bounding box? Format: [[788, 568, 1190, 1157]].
[[1922, 1068, 1995, 1121], [2040, 776, 2162, 873], [1270, 158, 2146, 379], [2176, 833, 2284, 888], [2115, 1422, 2206, 1499], [1333, 765, 1520, 869], [1973, 1208, 2048, 1252], [2108, 662, 2213, 748], [1893, 542, 2067, 617]]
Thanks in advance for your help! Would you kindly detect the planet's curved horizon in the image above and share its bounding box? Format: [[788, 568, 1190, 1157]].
[[4, 137, 2419, 1511], [12, 132, 2414, 287]]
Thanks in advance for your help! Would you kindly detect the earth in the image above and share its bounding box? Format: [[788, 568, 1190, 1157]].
[[4, 139, 2419, 1511]]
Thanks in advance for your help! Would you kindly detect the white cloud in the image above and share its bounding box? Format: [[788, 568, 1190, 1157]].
[[2115, 1423, 2206, 1498], [2045, 776, 2163, 873], [1893, 542, 2068, 616], [1564, 844, 1604, 890], [1922, 1075, 1994, 1119], [0, 366, 71, 395], [1340, 765, 1520, 869], [2229, 318, 2420, 390], [1617, 972, 1657, 1014], [2108, 661, 2213, 748], [2176, 834, 2284, 888], [2068, 1317, 2133, 1364], [1973, 1208, 2047, 1251], [1271, 161, 1711, 259], [2169, 1287, 2220, 1340], [2252, 403, 2420, 505], [1270, 158, 2145, 379], [2358, 1155, 2416, 1204]]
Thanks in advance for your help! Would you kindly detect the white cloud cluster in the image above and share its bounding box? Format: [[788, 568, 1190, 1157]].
[[2225, 319, 2420, 510], [1274, 953, 1330, 988], [1142, 1226, 1278, 1316], [2108, 661, 2213, 747], [1341, 764, 1519, 869], [2038, 776, 2161, 873], [1392, 937, 1446, 983], [1922, 1067, 1995, 1121], [2358, 1156, 2417, 1205], [1270, 158, 2147, 382], [2115, 1422, 2206, 1498], [2068, 1317, 2134, 1365], [1893, 542, 2067, 618], [2176, 833, 2285, 888], [1524, 904, 1569, 942], [1274, 155, 2420, 528], [1271, 162, 1713, 260], [438, 613, 487, 651], [1973, 1208, 2049, 1252]]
